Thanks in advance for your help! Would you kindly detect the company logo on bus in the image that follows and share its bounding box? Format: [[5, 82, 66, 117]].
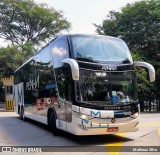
[[26, 75, 39, 90], [102, 65, 117, 71]]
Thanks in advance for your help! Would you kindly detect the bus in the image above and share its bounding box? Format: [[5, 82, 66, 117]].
[[13, 34, 155, 135]]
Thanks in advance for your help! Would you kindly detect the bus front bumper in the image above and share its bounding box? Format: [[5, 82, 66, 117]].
[[68, 116, 139, 136]]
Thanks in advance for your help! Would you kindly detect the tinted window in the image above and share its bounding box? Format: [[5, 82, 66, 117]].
[[14, 71, 19, 84], [50, 36, 69, 68], [34, 53, 41, 78], [70, 35, 133, 63], [41, 46, 50, 64], [55, 66, 73, 100], [40, 46, 55, 86]]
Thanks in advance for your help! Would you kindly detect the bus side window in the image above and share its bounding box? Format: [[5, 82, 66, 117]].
[[50, 36, 70, 100], [64, 65, 73, 101], [55, 66, 73, 101], [50, 36, 69, 68]]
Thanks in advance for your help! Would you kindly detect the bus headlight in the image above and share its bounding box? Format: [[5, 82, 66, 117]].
[[72, 111, 94, 120], [131, 112, 139, 118], [80, 114, 94, 120], [81, 114, 88, 119]]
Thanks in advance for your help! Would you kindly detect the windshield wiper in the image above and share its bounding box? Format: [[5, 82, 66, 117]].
[[77, 57, 97, 63], [122, 58, 131, 64]]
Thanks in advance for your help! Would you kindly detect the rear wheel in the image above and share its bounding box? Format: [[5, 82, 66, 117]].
[[49, 111, 59, 135], [20, 106, 27, 121], [19, 107, 23, 120]]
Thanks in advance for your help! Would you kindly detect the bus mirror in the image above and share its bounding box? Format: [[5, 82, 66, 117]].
[[134, 61, 155, 82], [61, 58, 79, 81]]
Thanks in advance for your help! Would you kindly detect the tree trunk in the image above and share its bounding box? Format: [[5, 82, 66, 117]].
[[139, 99, 144, 112]]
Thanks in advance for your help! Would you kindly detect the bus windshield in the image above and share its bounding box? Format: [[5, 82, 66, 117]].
[[77, 70, 138, 105], [70, 35, 133, 63]]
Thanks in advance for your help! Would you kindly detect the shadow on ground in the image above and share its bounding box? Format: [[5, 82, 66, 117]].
[[0, 115, 133, 146], [25, 117, 133, 145]]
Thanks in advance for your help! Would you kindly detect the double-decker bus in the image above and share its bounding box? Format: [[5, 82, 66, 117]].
[[13, 34, 155, 135]]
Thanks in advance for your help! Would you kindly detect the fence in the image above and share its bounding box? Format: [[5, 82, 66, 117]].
[[5, 100, 14, 111], [140, 99, 160, 112], [0, 102, 5, 111], [0, 101, 14, 111]]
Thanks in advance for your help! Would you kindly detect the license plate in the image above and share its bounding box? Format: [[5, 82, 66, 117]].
[[107, 127, 119, 132]]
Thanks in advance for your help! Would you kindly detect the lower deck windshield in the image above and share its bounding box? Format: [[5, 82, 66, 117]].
[[76, 69, 137, 105]]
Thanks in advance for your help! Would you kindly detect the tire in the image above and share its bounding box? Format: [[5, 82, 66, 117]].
[[49, 111, 59, 135], [19, 107, 23, 120], [20, 107, 27, 121]]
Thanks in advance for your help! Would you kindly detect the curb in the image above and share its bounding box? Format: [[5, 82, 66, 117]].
[[0, 109, 14, 112]]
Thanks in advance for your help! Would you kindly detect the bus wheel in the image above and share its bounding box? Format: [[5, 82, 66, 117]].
[[19, 107, 23, 120], [49, 111, 59, 136], [20, 107, 26, 121]]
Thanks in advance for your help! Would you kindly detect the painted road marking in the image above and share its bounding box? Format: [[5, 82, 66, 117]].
[[140, 122, 160, 127], [106, 133, 126, 155], [105, 123, 159, 155], [158, 128, 160, 135]]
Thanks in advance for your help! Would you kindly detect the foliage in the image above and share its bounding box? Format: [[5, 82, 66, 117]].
[[0, 0, 71, 101], [95, 0, 160, 57], [132, 52, 154, 98], [0, 43, 34, 78], [0, 43, 33, 101], [95, 0, 160, 100], [0, 0, 71, 45], [0, 80, 5, 101]]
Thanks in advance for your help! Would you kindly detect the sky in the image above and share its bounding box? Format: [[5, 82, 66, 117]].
[[0, 0, 139, 47]]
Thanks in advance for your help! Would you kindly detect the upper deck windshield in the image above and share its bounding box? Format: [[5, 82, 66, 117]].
[[70, 35, 133, 63]]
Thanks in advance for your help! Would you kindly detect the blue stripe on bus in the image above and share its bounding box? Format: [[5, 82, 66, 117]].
[[45, 84, 57, 89], [114, 111, 124, 115]]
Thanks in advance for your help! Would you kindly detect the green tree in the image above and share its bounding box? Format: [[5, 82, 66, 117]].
[[0, 0, 71, 45], [0, 43, 33, 102], [95, 0, 160, 102], [0, 0, 71, 101], [0, 43, 33, 78], [95, 0, 160, 58], [0, 81, 5, 102]]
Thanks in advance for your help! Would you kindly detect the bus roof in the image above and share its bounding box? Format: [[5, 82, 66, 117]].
[[14, 34, 123, 73]]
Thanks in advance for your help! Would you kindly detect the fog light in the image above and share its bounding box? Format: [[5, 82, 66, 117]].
[[134, 113, 139, 117], [131, 112, 139, 118], [77, 124, 88, 130], [111, 118, 116, 123]]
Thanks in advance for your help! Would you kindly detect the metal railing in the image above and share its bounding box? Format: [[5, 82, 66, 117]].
[[140, 99, 160, 112]]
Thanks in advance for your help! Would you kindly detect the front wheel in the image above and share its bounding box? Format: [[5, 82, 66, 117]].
[[49, 111, 60, 136]]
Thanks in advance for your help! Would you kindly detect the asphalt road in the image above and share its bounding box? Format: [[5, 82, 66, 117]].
[[0, 112, 160, 155]]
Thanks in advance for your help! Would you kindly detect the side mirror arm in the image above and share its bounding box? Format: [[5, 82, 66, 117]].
[[134, 61, 155, 82], [61, 58, 79, 81]]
